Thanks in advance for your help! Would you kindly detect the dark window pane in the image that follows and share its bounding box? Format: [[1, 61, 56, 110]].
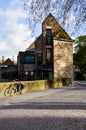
[[46, 29, 51, 37], [26, 56, 35, 63], [46, 37, 51, 44], [37, 53, 42, 65], [43, 71, 49, 79], [46, 29, 52, 45], [46, 49, 52, 62]]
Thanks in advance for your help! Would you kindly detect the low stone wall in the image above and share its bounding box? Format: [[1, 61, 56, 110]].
[[0, 78, 72, 98]]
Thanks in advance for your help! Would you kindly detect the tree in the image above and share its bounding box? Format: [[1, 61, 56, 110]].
[[74, 35, 86, 74], [24, 0, 86, 36]]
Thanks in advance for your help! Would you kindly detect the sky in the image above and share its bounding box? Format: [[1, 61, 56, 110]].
[[0, 0, 41, 61]]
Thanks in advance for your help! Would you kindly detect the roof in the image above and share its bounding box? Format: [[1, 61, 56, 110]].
[[26, 34, 42, 51], [54, 29, 72, 41], [2, 58, 14, 65], [26, 42, 35, 51], [35, 34, 42, 43]]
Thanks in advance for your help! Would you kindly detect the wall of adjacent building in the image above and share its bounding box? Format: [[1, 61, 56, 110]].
[[53, 40, 73, 80]]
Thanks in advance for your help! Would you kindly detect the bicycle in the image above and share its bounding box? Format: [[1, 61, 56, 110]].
[[4, 83, 25, 96]]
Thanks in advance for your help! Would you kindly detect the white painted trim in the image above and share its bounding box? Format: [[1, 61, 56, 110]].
[[46, 26, 52, 29]]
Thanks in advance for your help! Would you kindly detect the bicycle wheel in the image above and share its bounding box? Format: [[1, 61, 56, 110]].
[[4, 88, 10, 96], [10, 86, 17, 96]]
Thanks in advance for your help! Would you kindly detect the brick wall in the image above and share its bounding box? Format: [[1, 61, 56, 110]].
[[35, 34, 43, 64]]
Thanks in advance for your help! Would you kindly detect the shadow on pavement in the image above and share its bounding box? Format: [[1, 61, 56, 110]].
[[0, 102, 86, 110]]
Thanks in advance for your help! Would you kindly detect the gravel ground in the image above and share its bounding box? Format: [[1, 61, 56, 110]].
[[0, 82, 86, 130]]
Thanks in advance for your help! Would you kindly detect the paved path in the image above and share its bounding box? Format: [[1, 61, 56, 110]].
[[0, 82, 86, 130]]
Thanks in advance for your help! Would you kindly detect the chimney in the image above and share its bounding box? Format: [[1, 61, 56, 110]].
[[2, 56, 4, 63], [13, 56, 14, 63]]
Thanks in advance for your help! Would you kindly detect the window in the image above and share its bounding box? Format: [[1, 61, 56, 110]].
[[43, 71, 49, 79], [46, 29, 51, 37], [20, 53, 35, 64], [25, 56, 35, 63], [46, 48, 52, 63], [46, 37, 51, 45], [46, 29, 52, 45], [49, 71, 53, 79], [43, 71, 53, 80], [37, 53, 42, 65]]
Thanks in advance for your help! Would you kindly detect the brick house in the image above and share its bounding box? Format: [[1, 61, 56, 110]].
[[18, 13, 73, 81], [0, 58, 18, 81]]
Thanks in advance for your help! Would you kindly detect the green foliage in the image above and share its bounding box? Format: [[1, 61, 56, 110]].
[[74, 35, 86, 73]]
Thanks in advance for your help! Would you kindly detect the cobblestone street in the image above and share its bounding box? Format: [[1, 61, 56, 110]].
[[0, 82, 86, 130]]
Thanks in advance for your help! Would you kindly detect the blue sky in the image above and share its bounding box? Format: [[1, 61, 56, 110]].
[[0, 0, 10, 9], [0, 0, 39, 61]]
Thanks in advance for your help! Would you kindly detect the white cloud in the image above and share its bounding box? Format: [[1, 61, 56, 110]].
[[0, 0, 35, 61], [65, 13, 75, 24]]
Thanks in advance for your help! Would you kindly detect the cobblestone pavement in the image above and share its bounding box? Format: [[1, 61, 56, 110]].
[[0, 82, 86, 130]]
